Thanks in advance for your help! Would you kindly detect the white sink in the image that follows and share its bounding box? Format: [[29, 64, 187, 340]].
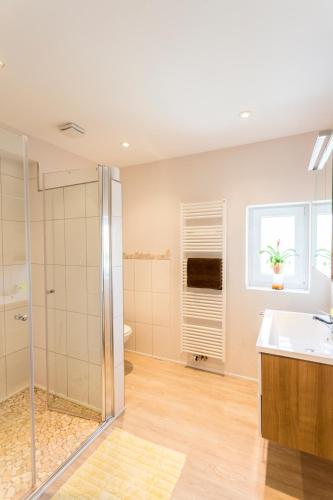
[[256, 309, 333, 365]]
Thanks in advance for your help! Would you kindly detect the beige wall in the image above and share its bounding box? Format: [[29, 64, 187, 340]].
[[122, 132, 332, 379], [29, 135, 96, 173]]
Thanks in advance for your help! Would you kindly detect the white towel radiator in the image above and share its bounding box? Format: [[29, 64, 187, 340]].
[[181, 200, 226, 361]]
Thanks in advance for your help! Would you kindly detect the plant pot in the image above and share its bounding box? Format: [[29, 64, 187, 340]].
[[272, 269, 284, 290]]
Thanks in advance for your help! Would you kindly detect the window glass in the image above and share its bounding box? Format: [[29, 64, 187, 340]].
[[247, 203, 310, 290], [312, 201, 332, 278]]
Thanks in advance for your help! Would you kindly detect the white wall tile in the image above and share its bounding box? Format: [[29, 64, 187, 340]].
[[33, 306, 46, 349], [135, 322, 153, 355], [55, 353, 68, 396], [68, 358, 89, 404], [1, 175, 24, 198], [0, 225, 3, 263], [152, 293, 170, 327], [1, 158, 24, 179], [86, 182, 99, 217], [123, 259, 134, 290], [135, 291, 152, 324], [86, 217, 100, 266], [64, 184, 85, 219], [87, 266, 100, 315], [111, 180, 122, 217], [134, 260, 151, 291], [2, 195, 24, 221], [49, 352, 68, 397], [2, 221, 25, 264], [0, 357, 6, 400], [48, 309, 67, 355], [88, 315, 102, 365], [124, 321, 135, 351], [66, 266, 87, 313], [67, 312, 88, 361], [111, 217, 122, 267], [114, 362, 124, 416], [112, 267, 123, 318], [29, 179, 44, 221], [87, 291, 100, 316], [32, 264, 45, 307], [124, 290, 135, 322], [65, 218, 86, 266], [87, 266, 99, 293], [3, 265, 26, 297], [6, 348, 29, 395], [0, 312, 4, 357], [4, 306, 29, 354], [47, 351, 55, 393], [152, 260, 170, 292], [88, 364, 102, 410], [31, 221, 44, 264], [34, 347, 46, 388], [153, 326, 177, 360], [45, 220, 65, 265], [45, 188, 64, 220], [29, 161, 38, 180], [113, 314, 124, 368], [46, 265, 66, 309]]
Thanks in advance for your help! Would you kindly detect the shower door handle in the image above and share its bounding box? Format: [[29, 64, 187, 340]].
[[14, 313, 29, 322]]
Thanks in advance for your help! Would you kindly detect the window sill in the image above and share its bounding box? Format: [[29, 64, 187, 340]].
[[246, 285, 310, 295]]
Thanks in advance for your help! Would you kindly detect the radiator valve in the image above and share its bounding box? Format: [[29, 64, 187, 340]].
[[193, 354, 208, 362]]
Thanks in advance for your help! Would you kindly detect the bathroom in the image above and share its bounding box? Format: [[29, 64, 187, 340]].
[[1, 2, 333, 499]]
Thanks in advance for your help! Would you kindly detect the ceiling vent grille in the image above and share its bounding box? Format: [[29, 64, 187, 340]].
[[58, 122, 85, 137]]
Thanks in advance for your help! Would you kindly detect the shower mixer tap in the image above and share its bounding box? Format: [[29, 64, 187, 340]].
[[14, 313, 28, 322]]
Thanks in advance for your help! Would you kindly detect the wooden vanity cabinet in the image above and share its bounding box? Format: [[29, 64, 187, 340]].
[[260, 353, 333, 460]]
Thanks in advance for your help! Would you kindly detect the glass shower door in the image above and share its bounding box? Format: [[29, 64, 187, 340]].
[[0, 128, 35, 498], [42, 174, 103, 422]]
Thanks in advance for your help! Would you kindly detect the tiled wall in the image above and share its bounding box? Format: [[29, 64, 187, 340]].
[[30, 177, 103, 411], [124, 258, 177, 360], [0, 161, 124, 415], [0, 155, 30, 402]]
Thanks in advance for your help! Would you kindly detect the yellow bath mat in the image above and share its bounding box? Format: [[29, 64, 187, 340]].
[[52, 427, 186, 499]]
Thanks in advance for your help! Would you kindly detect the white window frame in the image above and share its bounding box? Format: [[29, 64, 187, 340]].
[[312, 200, 332, 277], [246, 202, 310, 291]]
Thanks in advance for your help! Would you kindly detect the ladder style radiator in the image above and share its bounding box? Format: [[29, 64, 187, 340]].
[[181, 200, 226, 361]]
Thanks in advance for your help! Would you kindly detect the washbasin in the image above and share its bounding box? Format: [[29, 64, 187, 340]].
[[256, 309, 333, 365]]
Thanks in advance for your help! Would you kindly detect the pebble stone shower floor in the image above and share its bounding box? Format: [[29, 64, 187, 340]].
[[0, 388, 100, 499]]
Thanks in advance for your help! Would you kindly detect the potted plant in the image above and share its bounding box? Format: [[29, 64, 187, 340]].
[[315, 248, 332, 276], [315, 248, 331, 264], [259, 239, 297, 290]]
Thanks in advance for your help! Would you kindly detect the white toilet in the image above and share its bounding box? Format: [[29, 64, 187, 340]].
[[124, 324, 133, 344]]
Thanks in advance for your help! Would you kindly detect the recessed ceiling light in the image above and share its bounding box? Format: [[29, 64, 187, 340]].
[[122, 142, 130, 148], [0, 60, 5, 69], [239, 110, 252, 119]]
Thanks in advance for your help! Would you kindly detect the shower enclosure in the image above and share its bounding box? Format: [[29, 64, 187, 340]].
[[0, 127, 124, 499]]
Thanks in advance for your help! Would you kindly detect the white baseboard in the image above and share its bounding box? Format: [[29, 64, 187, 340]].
[[125, 349, 258, 382], [223, 371, 258, 383]]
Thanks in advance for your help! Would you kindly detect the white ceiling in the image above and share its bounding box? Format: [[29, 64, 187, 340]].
[[0, 0, 333, 167]]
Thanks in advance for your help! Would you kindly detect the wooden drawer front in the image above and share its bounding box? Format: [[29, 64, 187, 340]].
[[261, 353, 333, 460]]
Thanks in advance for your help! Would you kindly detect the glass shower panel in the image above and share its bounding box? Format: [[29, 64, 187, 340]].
[[0, 128, 35, 498], [43, 174, 103, 422], [28, 171, 103, 489]]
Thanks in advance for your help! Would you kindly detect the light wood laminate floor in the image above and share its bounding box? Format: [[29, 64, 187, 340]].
[[43, 352, 333, 499]]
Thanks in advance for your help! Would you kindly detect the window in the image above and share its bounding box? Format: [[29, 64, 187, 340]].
[[312, 201, 332, 278], [247, 203, 310, 290]]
